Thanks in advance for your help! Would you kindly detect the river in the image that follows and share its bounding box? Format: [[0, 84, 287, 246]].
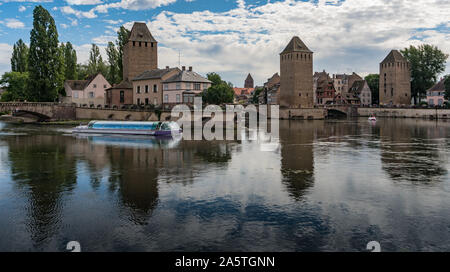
[[0, 119, 449, 252]]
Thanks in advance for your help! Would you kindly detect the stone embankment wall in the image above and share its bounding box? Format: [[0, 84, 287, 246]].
[[358, 108, 450, 119]]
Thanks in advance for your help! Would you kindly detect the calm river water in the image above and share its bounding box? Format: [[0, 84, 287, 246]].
[[0, 119, 449, 252]]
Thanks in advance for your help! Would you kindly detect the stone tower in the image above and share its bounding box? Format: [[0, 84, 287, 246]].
[[123, 22, 158, 81], [244, 73, 254, 88], [280, 36, 314, 108], [379, 50, 411, 106]]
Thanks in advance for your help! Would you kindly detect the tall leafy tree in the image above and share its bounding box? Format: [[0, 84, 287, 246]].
[[106, 42, 119, 84], [11, 39, 29, 73], [87, 43, 107, 76], [202, 73, 234, 104], [116, 26, 130, 82], [0, 72, 30, 102], [364, 74, 379, 105], [63, 42, 77, 80], [401, 44, 448, 104], [28, 5, 63, 102], [444, 75, 450, 101]]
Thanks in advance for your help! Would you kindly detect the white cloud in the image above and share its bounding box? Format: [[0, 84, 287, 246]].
[[61, 5, 97, 18], [74, 43, 107, 64], [18, 5, 27, 12], [65, 0, 103, 4], [2, 18, 25, 29], [0, 43, 13, 76], [143, 0, 450, 86], [103, 19, 123, 25]]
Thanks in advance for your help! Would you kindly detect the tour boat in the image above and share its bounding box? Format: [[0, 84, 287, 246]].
[[73, 121, 182, 136]]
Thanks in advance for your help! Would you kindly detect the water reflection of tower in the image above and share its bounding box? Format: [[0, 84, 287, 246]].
[[379, 119, 447, 182], [106, 145, 162, 225], [279, 121, 317, 200], [7, 135, 78, 248]]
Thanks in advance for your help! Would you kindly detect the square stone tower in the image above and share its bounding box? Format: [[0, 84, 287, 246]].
[[280, 36, 314, 108], [379, 50, 411, 106], [244, 73, 254, 88], [123, 22, 158, 81]]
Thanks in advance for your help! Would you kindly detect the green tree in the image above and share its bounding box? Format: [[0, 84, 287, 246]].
[[0, 72, 30, 102], [63, 42, 77, 80], [364, 74, 379, 105], [444, 75, 450, 101], [116, 26, 130, 82], [202, 73, 234, 104], [106, 42, 119, 84], [251, 87, 263, 104], [11, 39, 29, 73], [401, 44, 449, 104], [76, 64, 89, 80], [87, 43, 107, 76], [28, 5, 63, 102]]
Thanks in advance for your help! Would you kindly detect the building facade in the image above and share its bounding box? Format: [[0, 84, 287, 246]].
[[347, 80, 372, 106], [279, 36, 314, 108], [63, 73, 111, 106], [162, 66, 211, 105], [379, 50, 411, 106], [314, 71, 336, 105], [426, 78, 447, 106], [105, 81, 133, 107], [244, 73, 254, 88], [132, 67, 180, 106]]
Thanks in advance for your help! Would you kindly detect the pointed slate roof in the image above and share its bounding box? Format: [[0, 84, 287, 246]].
[[128, 22, 157, 43], [132, 68, 180, 81], [246, 73, 253, 80], [281, 36, 312, 54], [381, 50, 407, 64], [163, 70, 211, 84]]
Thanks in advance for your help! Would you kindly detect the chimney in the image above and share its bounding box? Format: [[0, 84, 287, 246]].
[[189, 66, 192, 71], [182, 66, 186, 71]]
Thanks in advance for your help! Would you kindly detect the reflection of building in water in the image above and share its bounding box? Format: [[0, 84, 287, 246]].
[[279, 121, 317, 200], [379, 120, 448, 182], [106, 147, 161, 224], [6, 135, 78, 248]]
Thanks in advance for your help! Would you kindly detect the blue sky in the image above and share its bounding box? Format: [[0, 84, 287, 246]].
[[0, 0, 449, 86]]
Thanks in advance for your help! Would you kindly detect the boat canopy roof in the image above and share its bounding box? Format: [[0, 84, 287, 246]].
[[88, 121, 180, 131]]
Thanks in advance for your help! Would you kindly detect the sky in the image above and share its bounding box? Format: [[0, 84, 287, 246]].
[[0, 0, 449, 87]]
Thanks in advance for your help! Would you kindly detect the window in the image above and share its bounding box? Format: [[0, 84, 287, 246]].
[[145, 85, 149, 93], [137, 98, 141, 105], [391, 88, 394, 96], [185, 82, 191, 89], [203, 83, 209, 90], [153, 84, 158, 93], [145, 98, 149, 105], [120, 91, 125, 103], [93, 84, 97, 88], [139, 42, 142, 47], [133, 41, 136, 46], [176, 94, 181, 103], [137, 86, 141, 94], [194, 83, 201, 90], [164, 94, 168, 103], [145, 42, 147, 47], [176, 83, 181, 90], [89, 92, 94, 98], [163, 84, 169, 91], [104, 85, 107, 88], [73, 92, 79, 98]]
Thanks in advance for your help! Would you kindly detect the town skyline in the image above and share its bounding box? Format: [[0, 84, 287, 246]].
[[0, 0, 449, 87]]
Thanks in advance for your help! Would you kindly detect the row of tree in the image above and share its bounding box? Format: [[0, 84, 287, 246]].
[[1, 5, 131, 102]]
